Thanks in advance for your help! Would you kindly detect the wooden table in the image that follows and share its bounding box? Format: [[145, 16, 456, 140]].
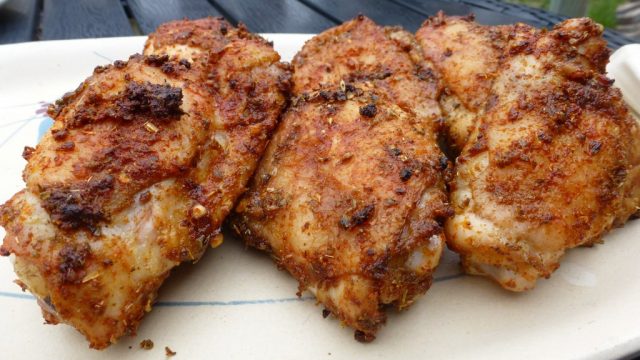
[[0, 0, 634, 49]]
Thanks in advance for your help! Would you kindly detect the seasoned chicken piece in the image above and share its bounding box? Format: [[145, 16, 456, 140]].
[[231, 16, 451, 341], [0, 18, 290, 349], [418, 15, 640, 291], [417, 13, 511, 153], [417, 12, 613, 152]]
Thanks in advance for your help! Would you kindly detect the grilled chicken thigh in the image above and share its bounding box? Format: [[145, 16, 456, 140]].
[[417, 14, 640, 291], [232, 16, 451, 341], [0, 18, 290, 348], [417, 14, 510, 153]]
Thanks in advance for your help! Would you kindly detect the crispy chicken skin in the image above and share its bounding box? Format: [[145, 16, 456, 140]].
[[418, 14, 640, 291], [0, 18, 290, 348], [231, 16, 452, 341], [417, 14, 510, 153]]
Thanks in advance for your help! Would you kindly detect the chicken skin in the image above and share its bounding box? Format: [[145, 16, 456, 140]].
[[231, 16, 452, 341], [417, 14, 640, 291], [417, 14, 511, 153], [0, 18, 290, 348]]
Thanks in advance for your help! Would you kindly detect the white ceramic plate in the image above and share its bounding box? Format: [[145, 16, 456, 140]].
[[0, 35, 639, 360]]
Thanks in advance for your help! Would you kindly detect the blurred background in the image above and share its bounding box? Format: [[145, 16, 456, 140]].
[[1, 0, 638, 44], [509, 0, 640, 39]]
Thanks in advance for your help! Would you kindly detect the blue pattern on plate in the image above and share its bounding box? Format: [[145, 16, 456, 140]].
[[0, 115, 41, 149], [38, 117, 54, 141], [0, 273, 466, 306]]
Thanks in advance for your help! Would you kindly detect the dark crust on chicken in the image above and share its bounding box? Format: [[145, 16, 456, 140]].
[[232, 16, 451, 340], [0, 17, 290, 349]]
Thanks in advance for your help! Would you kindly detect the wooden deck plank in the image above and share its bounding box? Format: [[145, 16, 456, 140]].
[[395, 0, 543, 27], [41, 0, 133, 40], [0, 0, 39, 44], [127, 0, 223, 34], [299, 0, 429, 31], [212, 0, 336, 33]]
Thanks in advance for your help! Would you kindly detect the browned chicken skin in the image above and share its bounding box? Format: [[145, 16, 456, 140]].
[[0, 18, 290, 348], [231, 16, 452, 341], [417, 14, 510, 153], [417, 13, 640, 291]]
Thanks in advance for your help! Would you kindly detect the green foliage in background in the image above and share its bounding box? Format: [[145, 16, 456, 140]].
[[588, 0, 626, 28], [506, 0, 626, 28]]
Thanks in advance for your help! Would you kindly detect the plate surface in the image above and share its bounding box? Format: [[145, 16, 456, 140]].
[[0, 35, 639, 360]]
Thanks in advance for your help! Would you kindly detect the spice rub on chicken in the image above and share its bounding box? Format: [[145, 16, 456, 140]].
[[417, 13, 640, 291], [0, 17, 290, 349], [231, 16, 452, 341]]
